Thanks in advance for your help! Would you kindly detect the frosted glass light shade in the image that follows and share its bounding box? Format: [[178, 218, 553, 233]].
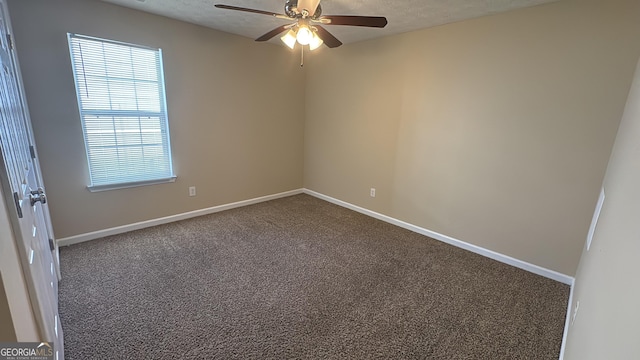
[[309, 32, 323, 50], [280, 30, 297, 49]]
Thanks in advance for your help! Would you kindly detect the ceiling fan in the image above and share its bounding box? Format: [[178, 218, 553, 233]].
[[214, 0, 388, 50]]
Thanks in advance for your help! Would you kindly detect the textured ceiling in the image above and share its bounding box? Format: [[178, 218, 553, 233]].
[[101, 0, 558, 45]]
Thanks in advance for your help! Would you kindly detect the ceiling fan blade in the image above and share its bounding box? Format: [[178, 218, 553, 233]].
[[314, 26, 342, 48], [321, 15, 388, 28], [215, 4, 286, 18], [255, 25, 290, 42]]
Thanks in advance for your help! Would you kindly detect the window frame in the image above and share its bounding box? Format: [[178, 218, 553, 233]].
[[67, 33, 176, 192]]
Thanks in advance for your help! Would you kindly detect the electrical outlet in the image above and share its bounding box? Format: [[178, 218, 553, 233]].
[[370, 188, 376, 197], [571, 300, 580, 325], [189, 186, 196, 197]]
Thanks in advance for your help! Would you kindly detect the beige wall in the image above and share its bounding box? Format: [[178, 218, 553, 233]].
[[304, 0, 640, 276], [563, 57, 640, 359], [7, 0, 305, 239]]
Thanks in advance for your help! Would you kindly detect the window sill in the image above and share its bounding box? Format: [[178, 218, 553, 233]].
[[87, 176, 177, 192]]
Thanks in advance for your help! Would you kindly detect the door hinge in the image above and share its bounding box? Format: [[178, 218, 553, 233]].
[[29, 145, 36, 159], [6, 34, 13, 50], [49, 238, 55, 251], [13, 192, 22, 218]]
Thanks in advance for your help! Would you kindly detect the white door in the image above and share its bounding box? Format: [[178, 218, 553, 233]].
[[0, 1, 64, 359]]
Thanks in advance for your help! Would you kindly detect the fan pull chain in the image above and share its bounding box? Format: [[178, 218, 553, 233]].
[[300, 45, 304, 67]]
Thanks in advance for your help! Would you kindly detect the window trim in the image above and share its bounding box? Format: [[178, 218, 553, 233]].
[[67, 33, 176, 191], [87, 176, 176, 192]]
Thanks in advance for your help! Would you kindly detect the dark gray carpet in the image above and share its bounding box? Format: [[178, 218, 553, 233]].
[[59, 194, 569, 359]]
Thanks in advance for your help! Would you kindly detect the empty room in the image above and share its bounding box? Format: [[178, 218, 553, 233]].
[[1, 0, 639, 358]]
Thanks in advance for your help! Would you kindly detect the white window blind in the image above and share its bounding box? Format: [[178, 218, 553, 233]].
[[68, 33, 175, 190]]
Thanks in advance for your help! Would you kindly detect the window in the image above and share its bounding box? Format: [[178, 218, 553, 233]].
[[68, 33, 175, 191]]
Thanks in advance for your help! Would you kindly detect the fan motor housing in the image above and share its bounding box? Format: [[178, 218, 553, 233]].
[[285, 0, 322, 19]]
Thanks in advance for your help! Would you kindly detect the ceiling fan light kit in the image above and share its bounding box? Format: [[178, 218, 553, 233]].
[[280, 26, 324, 50], [214, 0, 387, 53]]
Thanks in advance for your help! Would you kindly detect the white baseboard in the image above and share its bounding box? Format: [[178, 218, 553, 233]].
[[59, 186, 574, 286], [303, 189, 574, 285], [57, 189, 304, 247]]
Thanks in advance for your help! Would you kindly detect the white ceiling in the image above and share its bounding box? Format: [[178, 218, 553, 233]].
[[101, 0, 558, 45]]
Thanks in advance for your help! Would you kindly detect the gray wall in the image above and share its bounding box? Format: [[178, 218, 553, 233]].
[[564, 57, 640, 359], [304, 0, 640, 276], [7, 0, 305, 239]]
